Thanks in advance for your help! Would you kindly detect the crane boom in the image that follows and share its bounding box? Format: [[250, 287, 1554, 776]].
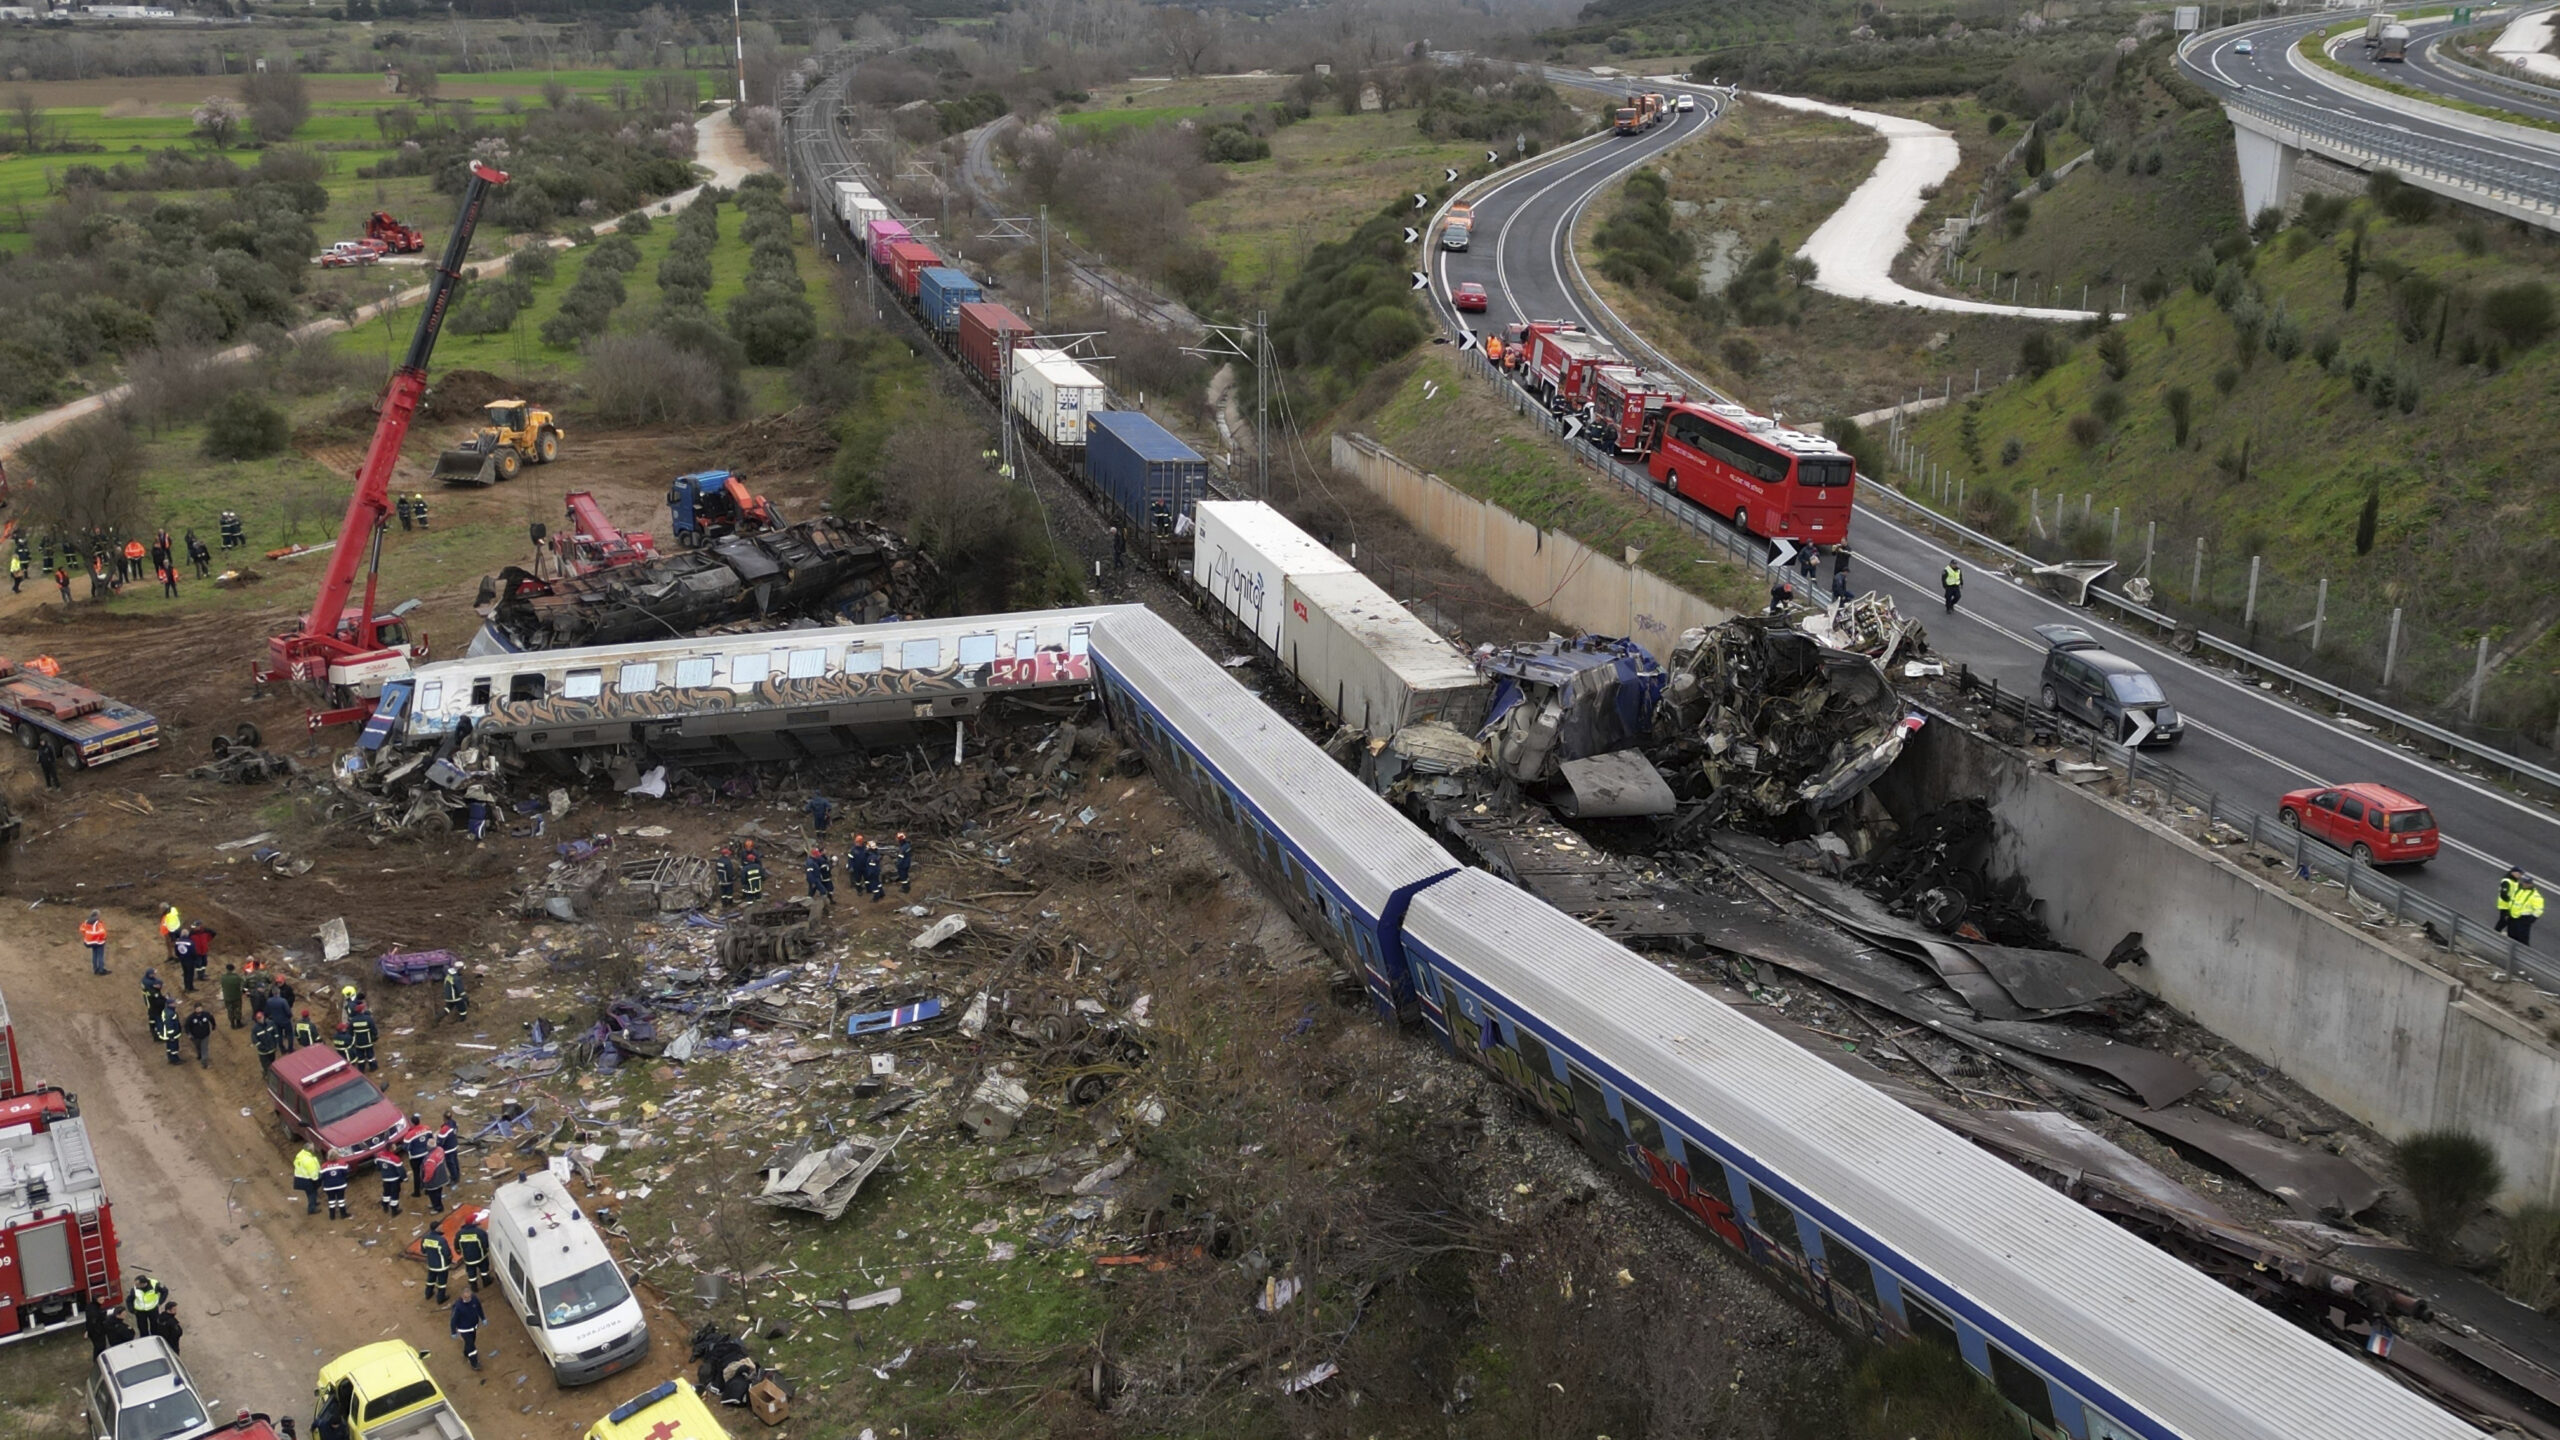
[[264, 161, 507, 689]]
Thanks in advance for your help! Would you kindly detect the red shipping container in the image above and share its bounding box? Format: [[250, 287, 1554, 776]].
[[956, 302, 1034, 388], [884, 241, 941, 299]]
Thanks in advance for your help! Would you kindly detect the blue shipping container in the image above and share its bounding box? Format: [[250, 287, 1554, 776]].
[[1086, 411, 1210, 534], [917, 267, 984, 333]]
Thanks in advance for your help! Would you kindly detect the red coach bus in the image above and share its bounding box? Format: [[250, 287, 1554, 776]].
[[1645, 400, 1854, 543]]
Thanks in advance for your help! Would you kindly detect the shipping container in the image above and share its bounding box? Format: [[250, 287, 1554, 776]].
[[1282, 569, 1488, 736], [917, 267, 984, 333], [863, 219, 911, 255], [839, 186, 890, 234], [884, 241, 942, 298], [956, 302, 1034, 388], [1086, 411, 1209, 535], [1190, 501, 1354, 654], [1008, 347, 1109, 452]]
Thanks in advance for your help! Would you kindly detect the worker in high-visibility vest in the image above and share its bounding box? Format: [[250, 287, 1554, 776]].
[[80, 911, 108, 976], [158, 903, 183, 960], [2511, 877, 2546, 948], [292, 1146, 323, 1216], [2497, 866, 2526, 935], [1941, 559, 1964, 615]]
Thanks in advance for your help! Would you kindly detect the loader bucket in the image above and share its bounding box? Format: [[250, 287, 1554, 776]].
[[431, 446, 500, 486]]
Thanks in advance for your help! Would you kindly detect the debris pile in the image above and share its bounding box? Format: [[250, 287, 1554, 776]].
[[1474, 635, 1664, 784], [1844, 797, 2055, 948], [1651, 616, 1916, 827]]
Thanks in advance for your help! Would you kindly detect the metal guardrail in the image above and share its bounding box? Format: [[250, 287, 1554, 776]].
[[1944, 675, 2560, 996], [2226, 84, 2560, 214]]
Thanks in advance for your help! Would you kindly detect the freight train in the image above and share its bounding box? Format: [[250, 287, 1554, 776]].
[[1500, 318, 1854, 546]]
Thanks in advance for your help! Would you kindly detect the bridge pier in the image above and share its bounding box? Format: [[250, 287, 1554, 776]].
[[2229, 107, 2302, 223], [2220, 96, 2560, 232]]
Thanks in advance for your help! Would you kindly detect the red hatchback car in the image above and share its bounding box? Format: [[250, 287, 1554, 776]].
[[1453, 282, 1489, 313], [2278, 782, 2439, 865]]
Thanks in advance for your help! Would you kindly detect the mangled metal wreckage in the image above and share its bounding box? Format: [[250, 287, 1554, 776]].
[[1652, 614, 1922, 829]]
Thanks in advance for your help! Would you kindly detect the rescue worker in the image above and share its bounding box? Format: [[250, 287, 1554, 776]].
[[450, 1290, 485, 1371], [411, 492, 430, 530], [395, 494, 414, 531], [420, 1228, 454, 1304], [170, 926, 197, 992], [319, 1154, 351, 1220], [379, 1153, 404, 1215], [714, 845, 736, 908], [418, 1140, 448, 1215], [152, 1004, 182, 1065], [739, 843, 765, 903], [140, 968, 164, 1025], [895, 832, 913, 893], [188, 921, 213, 970], [441, 966, 469, 1024], [340, 984, 362, 1026], [292, 1144, 322, 1215], [349, 1005, 380, 1073], [8, 551, 22, 594], [158, 903, 183, 960], [264, 988, 291, 1035], [243, 962, 273, 1020], [125, 1275, 167, 1338], [1484, 335, 1503, 368], [183, 1002, 214, 1067], [1112, 526, 1127, 570], [158, 562, 177, 600], [807, 792, 833, 836], [53, 565, 68, 606], [2514, 876, 2547, 947], [35, 734, 58, 791], [187, 531, 210, 579], [331, 1019, 354, 1061], [405, 1118, 433, 1192], [96, 1306, 135, 1354], [2498, 866, 2526, 936], [81, 911, 107, 976], [83, 1300, 120, 1357], [251, 1011, 281, 1069], [219, 510, 242, 551], [1942, 558, 1964, 615], [293, 1009, 319, 1051], [1150, 496, 1173, 536], [455, 1213, 492, 1290], [219, 963, 244, 1029], [1768, 578, 1794, 614], [805, 845, 834, 908], [121, 538, 144, 584]]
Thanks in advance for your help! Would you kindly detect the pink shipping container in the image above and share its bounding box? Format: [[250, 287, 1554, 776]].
[[956, 302, 1034, 388], [863, 219, 910, 254]]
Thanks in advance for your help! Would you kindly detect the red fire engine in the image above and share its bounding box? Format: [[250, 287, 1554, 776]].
[[0, 991, 121, 1342]]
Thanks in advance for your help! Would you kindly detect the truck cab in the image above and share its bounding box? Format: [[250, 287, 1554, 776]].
[[483, 1177, 650, 1386], [265, 1049, 412, 1171], [316, 1343, 474, 1440], [585, 1378, 730, 1440]]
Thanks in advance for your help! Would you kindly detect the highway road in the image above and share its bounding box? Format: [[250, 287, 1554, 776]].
[[1430, 79, 2559, 936], [2183, 11, 2560, 164]]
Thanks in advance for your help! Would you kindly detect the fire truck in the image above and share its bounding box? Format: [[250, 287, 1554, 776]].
[[1582, 364, 1683, 456], [0, 990, 121, 1344], [1525, 327, 1621, 408]]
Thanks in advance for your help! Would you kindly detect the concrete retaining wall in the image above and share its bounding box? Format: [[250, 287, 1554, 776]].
[[1881, 711, 2560, 1206], [1331, 432, 1732, 662]]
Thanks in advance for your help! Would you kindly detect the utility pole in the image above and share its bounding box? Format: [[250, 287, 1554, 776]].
[[1040, 206, 1052, 326], [1255, 310, 1271, 502], [732, 0, 747, 106]]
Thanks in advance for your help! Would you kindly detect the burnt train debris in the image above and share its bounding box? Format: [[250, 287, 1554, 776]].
[[1653, 616, 1919, 829], [474, 517, 936, 654]]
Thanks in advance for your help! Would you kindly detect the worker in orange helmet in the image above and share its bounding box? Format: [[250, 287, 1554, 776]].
[[895, 833, 914, 894]]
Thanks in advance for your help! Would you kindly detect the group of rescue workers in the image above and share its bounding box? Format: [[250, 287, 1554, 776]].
[[708, 792, 916, 912]]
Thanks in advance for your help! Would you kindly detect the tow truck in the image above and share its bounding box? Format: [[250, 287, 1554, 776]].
[[0, 653, 157, 769], [256, 161, 507, 725], [665, 471, 776, 548], [546, 491, 660, 577]]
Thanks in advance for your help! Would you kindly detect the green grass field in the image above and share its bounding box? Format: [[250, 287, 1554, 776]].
[[1188, 110, 1498, 304], [1055, 104, 1207, 134]]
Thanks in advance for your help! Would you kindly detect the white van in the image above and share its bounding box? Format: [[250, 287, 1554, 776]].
[[483, 1176, 651, 1386]]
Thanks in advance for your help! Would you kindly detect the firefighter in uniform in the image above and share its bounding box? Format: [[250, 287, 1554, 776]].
[[895, 833, 913, 893], [805, 846, 834, 909], [349, 1007, 380, 1073], [420, 1229, 454, 1304], [331, 1020, 354, 1061], [713, 845, 736, 908], [379, 1154, 404, 1215], [410, 492, 430, 530], [450, 1292, 484, 1370], [441, 966, 469, 1024], [418, 1139, 448, 1215], [864, 836, 885, 901], [406, 1120, 433, 1192], [251, 1012, 281, 1070], [436, 1113, 462, 1183], [455, 1214, 492, 1290], [319, 1155, 351, 1219], [152, 1006, 182, 1065], [292, 1146, 322, 1215], [293, 1009, 319, 1050], [739, 844, 765, 903]]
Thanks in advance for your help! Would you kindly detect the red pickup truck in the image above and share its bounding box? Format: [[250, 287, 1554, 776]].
[[264, 1047, 413, 1169]]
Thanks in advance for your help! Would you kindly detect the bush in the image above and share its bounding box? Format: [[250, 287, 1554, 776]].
[[2395, 1130, 2503, 1256], [2019, 330, 2064, 379], [585, 332, 740, 425], [2295, 191, 2349, 238], [2163, 386, 2192, 447], [1999, 437, 2023, 467], [2095, 329, 2129, 380], [2355, 483, 2380, 556], [1202, 125, 1270, 163], [2504, 1204, 2560, 1312], [2066, 412, 2103, 449], [201, 391, 288, 460], [1720, 334, 1760, 374], [2213, 364, 2241, 397], [2091, 386, 2126, 426], [448, 282, 523, 335], [725, 286, 818, 366], [2482, 281, 2555, 350], [2368, 169, 2436, 224], [617, 209, 654, 235], [2311, 331, 2341, 369], [509, 243, 557, 283]]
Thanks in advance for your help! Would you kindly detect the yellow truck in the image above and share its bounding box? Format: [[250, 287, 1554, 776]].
[[314, 1342, 474, 1440], [585, 1377, 732, 1440]]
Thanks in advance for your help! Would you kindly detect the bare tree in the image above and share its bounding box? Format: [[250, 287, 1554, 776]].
[[883, 406, 1009, 564], [1157, 7, 1217, 75], [240, 65, 310, 143], [10, 90, 51, 153], [14, 415, 148, 541]]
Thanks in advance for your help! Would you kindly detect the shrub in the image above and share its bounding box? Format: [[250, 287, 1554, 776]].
[[2163, 386, 2192, 446], [2354, 483, 2379, 556], [2368, 169, 2436, 224], [509, 243, 557, 283], [2212, 364, 2241, 397], [2091, 386, 2126, 426], [201, 391, 288, 460], [2504, 1204, 2560, 1312], [2095, 329, 2129, 381], [2001, 198, 2031, 236], [2067, 412, 2103, 449], [616, 209, 654, 235], [726, 286, 818, 365], [1999, 436, 2022, 467], [2395, 1130, 2503, 1256], [2482, 281, 2555, 350], [448, 282, 523, 335], [585, 332, 741, 424], [2311, 331, 2341, 369], [2019, 330, 2064, 379], [1720, 334, 1760, 374], [2295, 191, 2348, 238], [1202, 125, 1270, 163], [658, 250, 713, 297]]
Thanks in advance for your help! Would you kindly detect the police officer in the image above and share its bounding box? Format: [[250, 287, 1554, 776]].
[[714, 845, 736, 908], [125, 1275, 168, 1339], [739, 843, 766, 903], [805, 845, 834, 908], [405, 1118, 433, 1192], [1942, 557, 1964, 615], [455, 1214, 491, 1290], [319, 1154, 351, 1219], [293, 1009, 319, 1051], [292, 1145, 323, 1215], [450, 1291, 485, 1371], [183, 1002, 214, 1067], [349, 1006, 380, 1073], [420, 1228, 454, 1304], [251, 1011, 281, 1070], [2514, 876, 2547, 947], [441, 966, 469, 1024], [152, 1005, 182, 1065], [895, 832, 913, 893], [380, 1155, 405, 1215], [2498, 866, 2527, 936]]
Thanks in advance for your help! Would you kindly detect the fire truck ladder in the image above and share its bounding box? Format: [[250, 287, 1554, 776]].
[[52, 1120, 112, 1301]]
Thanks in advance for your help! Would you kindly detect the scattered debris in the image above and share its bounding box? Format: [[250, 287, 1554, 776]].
[[1653, 616, 1917, 826], [752, 1129, 909, 1221]]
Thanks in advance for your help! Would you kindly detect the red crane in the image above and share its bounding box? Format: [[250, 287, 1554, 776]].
[[261, 162, 507, 701], [548, 490, 659, 576]]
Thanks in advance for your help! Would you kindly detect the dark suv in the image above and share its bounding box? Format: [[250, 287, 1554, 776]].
[[2035, 624, 2183, 747]]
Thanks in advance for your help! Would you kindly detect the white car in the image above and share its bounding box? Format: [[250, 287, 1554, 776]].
[[1675, 93, 1697, 111], [2233, 38, 2255, 55], [88, 1337, 210, 1440]]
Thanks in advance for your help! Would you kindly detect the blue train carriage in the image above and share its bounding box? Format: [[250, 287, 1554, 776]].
[[1087, 608, 1455, 1017], [1084, 410, 1208, 546], [916, 266, 983, 336], [1397, 867, 2479, 1440]]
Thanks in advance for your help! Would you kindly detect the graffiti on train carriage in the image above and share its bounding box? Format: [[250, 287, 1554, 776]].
[[481, 650, 1086, 731]]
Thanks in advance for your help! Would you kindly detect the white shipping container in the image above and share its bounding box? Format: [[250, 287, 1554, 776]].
[[1008, 347, 1109, 450], [1190, 501, 1354, 654], [833, 180, 871, 223], [1282, 569, 1487, 736]]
